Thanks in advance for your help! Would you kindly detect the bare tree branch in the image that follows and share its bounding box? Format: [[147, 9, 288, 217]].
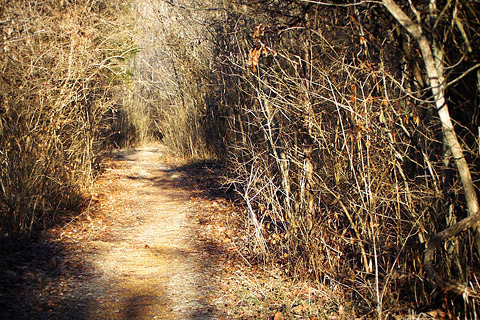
[[382, 0, 480, 283]]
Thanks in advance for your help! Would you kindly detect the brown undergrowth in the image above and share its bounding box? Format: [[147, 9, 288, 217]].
[[177, 152, 445, 320], [0, 144, 447, 319], [131, 1, 480, 316], [0, 0, 136, 239]]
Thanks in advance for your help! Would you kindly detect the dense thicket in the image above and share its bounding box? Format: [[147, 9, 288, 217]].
[[0, 0, 134, 238], [125, 0, 225, 159], [3, 0, 480, 317], [139, 0, 480, 317]]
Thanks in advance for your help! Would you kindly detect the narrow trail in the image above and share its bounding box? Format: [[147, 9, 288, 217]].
[[0, 144, 334, 319], [61, 145, 222, 319]]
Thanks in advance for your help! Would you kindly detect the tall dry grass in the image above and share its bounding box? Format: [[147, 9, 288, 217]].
[[0, 0, 135, 238]]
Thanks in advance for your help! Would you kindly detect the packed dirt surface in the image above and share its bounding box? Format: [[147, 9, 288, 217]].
[[0, 145, 234, 319], [1, 144, 337, 320], [77, 145, 221, 319]]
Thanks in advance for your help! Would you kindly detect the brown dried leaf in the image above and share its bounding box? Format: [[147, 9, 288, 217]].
[[253, 23, 267, 40], [273, 311, 284, 320], [248, 47, 262, 72], [292, 304, 308, 314]]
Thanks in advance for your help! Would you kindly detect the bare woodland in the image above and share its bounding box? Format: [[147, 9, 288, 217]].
[[1, 0, 480, 318]]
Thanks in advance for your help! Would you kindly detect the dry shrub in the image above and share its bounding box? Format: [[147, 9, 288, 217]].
[[214, 1, 480, 317], [127, 0, 226, 159], [74, 0, 480, 316], [0, 0, 134, 238]]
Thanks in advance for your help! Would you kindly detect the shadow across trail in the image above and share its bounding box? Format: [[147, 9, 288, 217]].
[[0, 145, 226, 319], [0, 235, 100, 320]]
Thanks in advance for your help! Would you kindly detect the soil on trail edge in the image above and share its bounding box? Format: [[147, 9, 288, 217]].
[[79, 145, 221, 319]]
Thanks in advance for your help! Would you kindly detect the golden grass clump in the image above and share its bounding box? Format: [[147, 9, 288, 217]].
[[0, 0, 134, 238]]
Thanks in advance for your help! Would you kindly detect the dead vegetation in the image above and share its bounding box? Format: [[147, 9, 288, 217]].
[[134, 0, 480, 317], [0, 0, 135, 238], [2, 0, 480, 318], [126, 0, 224, 159]]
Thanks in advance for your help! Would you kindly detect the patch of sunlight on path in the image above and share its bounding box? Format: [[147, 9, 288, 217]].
[[82, 145, 217, 319]]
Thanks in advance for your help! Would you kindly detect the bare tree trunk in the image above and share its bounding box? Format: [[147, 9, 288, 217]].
[[382, 0, 480, 269]]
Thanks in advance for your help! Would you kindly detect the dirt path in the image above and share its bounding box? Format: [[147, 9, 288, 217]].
[[0, 145, 230, 319], [1, 144, 340, 320], [72, 145, 222, 319]]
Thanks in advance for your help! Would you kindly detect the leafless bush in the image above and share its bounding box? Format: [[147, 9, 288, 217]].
[[212, 1, 480, 317], [0, 0, 134, 238], [75, 0, 480, 316], [126, 0, 225, 159]]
